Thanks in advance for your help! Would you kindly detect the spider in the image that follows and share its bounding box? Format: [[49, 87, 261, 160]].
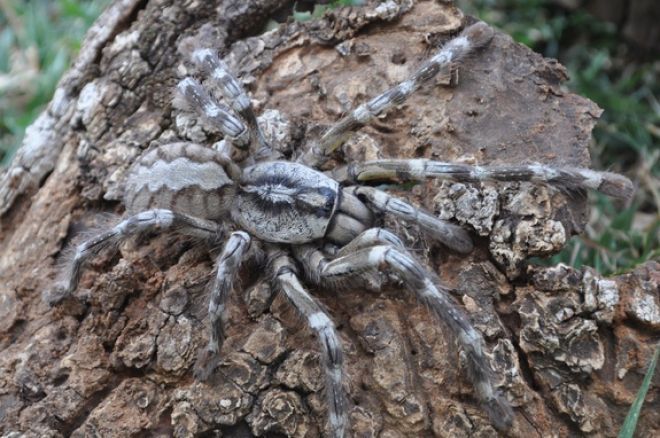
[[44, 22, 632, 437]]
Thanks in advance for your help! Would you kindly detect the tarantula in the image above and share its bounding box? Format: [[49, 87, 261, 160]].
[[45, 22, 632, 437]]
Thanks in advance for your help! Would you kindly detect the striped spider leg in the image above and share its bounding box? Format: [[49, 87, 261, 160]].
[[333, 159, 635, 200], [300, 22, 495, 167], [190, 48, 271, 156], [293, 228, 514, 432], [177, 77, 251, 151], [195, 231, 253, 380], [43, 209, 224, 305], [271, 250, 347, 438]]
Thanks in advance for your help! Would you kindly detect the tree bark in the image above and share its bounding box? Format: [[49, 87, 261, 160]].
[[0, 0, 657, 436]]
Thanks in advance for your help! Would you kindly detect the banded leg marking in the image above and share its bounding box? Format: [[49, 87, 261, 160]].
[[312, 244, 513, 431], [207, 231, 251, 355], [301, 22, 494, 166], [177, 77, 250, 148], [192, 49, 270, 154], [336, 227, 405, 257], [351, 186, 473, 254], [45, 209, 222, 305], [272, 254, 347, 438], [336, 159, 634, 200], [293, 228, 405, 286]]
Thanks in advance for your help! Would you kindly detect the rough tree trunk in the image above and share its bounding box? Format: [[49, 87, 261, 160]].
[[0, 0, 657, 437]]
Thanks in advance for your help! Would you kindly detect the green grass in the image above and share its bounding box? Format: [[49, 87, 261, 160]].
[[459, 0, 659, 275], [618, 346, 659, 438], [0, 0, 111, 166]]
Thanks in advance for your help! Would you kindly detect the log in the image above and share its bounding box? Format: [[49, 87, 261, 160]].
[[0, 0, 657, 436]]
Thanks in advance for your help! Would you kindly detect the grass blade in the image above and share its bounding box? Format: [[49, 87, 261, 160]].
[[618, 345, 659, 438]]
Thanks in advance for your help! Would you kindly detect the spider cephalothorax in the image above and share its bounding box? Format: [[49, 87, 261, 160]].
[[45, 22, 632, 437]]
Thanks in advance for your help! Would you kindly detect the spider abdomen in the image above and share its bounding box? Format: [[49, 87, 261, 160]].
[[233, 161, 339, 243], [124, 142, 235, 220]]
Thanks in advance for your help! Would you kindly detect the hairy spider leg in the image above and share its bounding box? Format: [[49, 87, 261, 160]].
[[300, 22, 495, 167], [297, 242, 514, 432], [191, 48, 270, 157], [334, 159, 635, 200], [348, 186, 473, 254], [44, 209, 222, 305], [207, 232, 251, 352], [335, 227, 405, 257], [295, 227, 405, 286], [271, 252, 347, 438], [195, 231, 253, 380], [177, 77, 250, 149]]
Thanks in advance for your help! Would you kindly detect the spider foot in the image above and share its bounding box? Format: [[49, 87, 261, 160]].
[[483, 393, 514, 432], [193, 347, 221, 381], [42, 285, 73, 307]]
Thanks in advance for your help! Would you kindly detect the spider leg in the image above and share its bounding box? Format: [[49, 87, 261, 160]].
[[44, 209, 222, 305], [335, 159, 635, 200], [195, 231, 252, 380], [207, 231, 251, 354], [271, 251, 347, 438], [348, 185, 473, 254], [297, 243, 514, 432], [298, 227, 405, 286], [335, 227, 404, 256], [300, 22, 494, 167], [191, 49, 270, 156], [177, 77, 250, 149]]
